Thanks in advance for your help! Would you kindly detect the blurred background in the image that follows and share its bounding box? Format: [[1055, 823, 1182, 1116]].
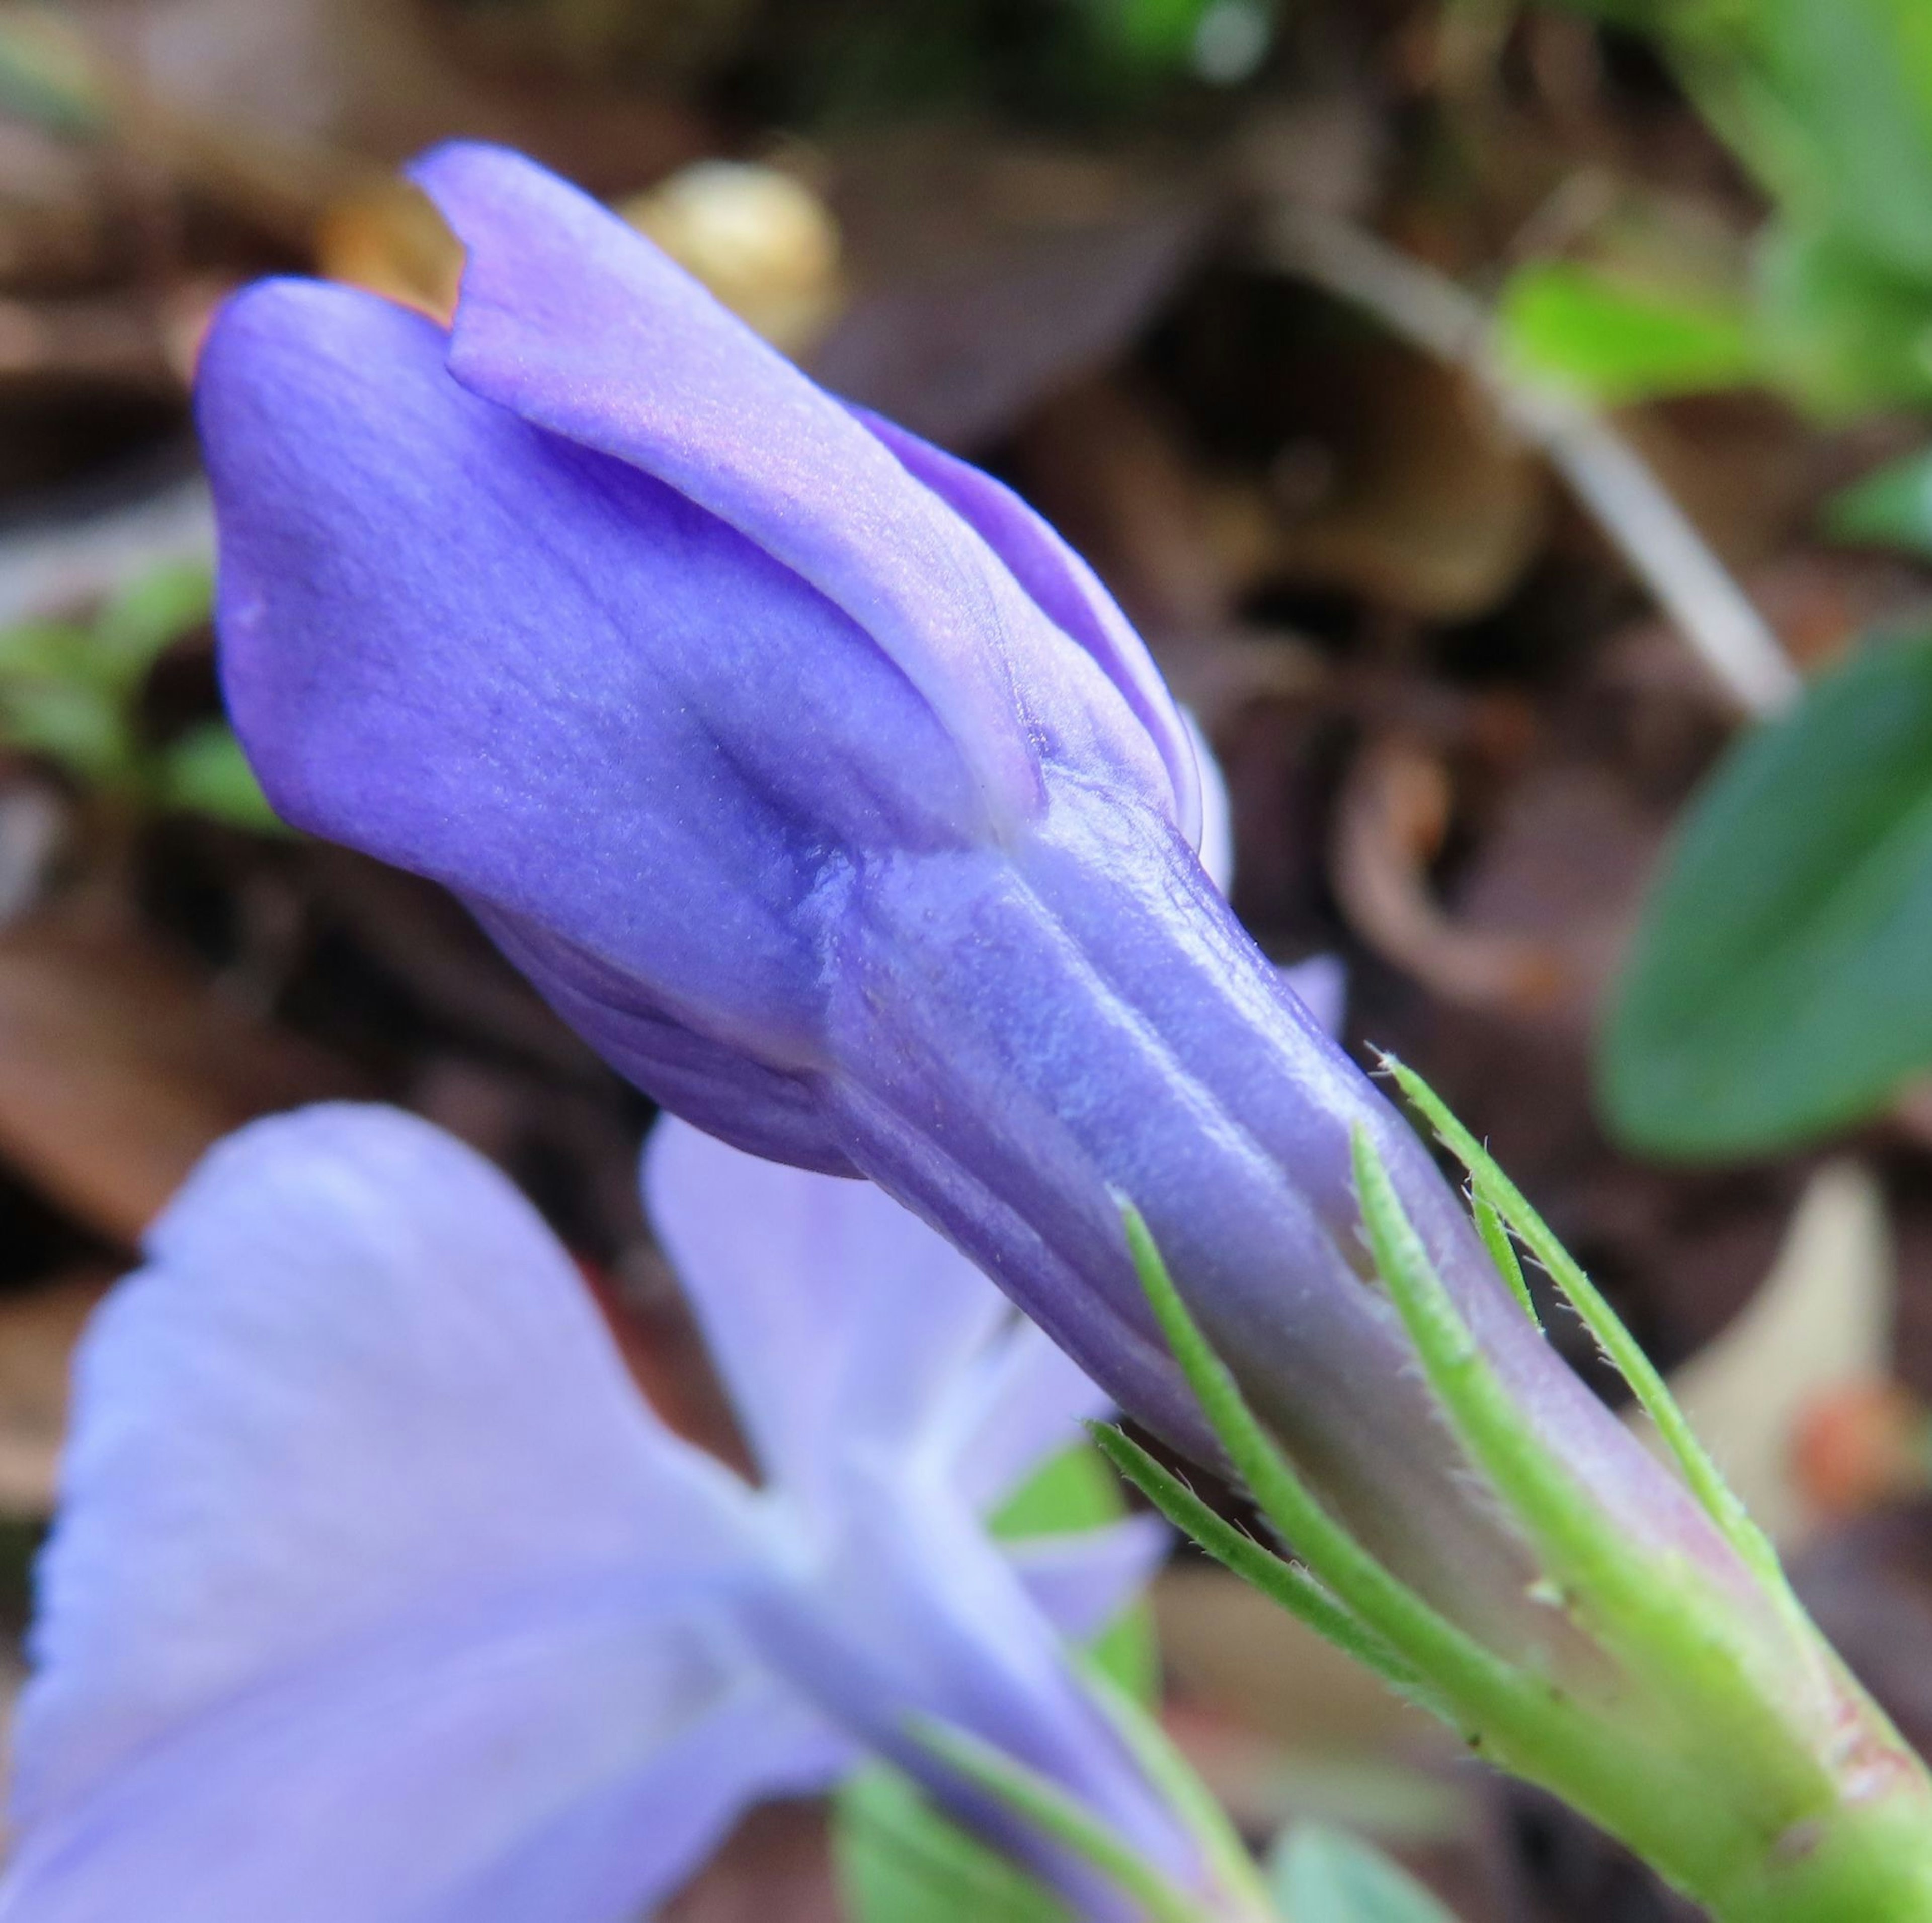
[[0, 0, 1930, 1915]]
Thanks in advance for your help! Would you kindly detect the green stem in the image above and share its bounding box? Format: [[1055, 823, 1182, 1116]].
[[1108, 1158, 1932, 1923], [1707, 1772, 1932, 1922]]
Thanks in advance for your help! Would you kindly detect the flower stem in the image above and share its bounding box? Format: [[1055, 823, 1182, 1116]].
[[1705, 1777, 1932, 1922], [1108, 1138, 1932, 1923]]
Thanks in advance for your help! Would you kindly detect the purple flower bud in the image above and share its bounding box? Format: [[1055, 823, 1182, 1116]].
[[201, 144, 1765, 1679], [1, 1106, 1199, 1920]]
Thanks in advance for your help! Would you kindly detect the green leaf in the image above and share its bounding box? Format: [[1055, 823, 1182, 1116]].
[[0, 620, 91, 684], [1497, 261, 1757, 404], [1825, 444, 1932, 559], [1267, 1825, 1460, 1923], [156, 724, 286, 834], [1727, 0, 1932, 285], [1548, 0, 1932, 415], [91, 561, 214, 693], [1602, 630, 1932, 1155], [833, 1764, 1074, 1923], [994, 1440, 1159, 1705], [0, 679, 130, 785], [1751, 225, 1932, 415]]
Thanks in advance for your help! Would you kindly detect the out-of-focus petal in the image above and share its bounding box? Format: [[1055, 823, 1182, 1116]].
[[14, 1105, 749, 1827], [1005, 1517, 1172, 1644], [411, 142, 1176, 834], [936, 1318, 1115, 1515], [1, 1598, 839, 1923], [643, 1116, 1009, 1495], [1280, 953, 1347, 1039], [742, 1480, 1198, 1915], [853, 404, 1203, 848]]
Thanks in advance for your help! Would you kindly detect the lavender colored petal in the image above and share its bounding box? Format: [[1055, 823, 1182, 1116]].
[[1280, 952, 1347, 1038], [13, 1104, 750, 1828], [937, 1318, 1115, 1515], [201, 277, 958, 1165], [740, 1476, 1199, 1915], [1005, 1518, 1171, 1644], [410, 141, 1177, 835], [852, 402, 1202, 846], [1, 1601, 838, 1923], [1184, 708, 1233, 894], [643, 1114, 1009, 1494]]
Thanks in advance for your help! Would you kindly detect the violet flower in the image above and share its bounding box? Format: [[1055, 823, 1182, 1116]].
[[0, 1104, 1199, 1921], [199, 142, 1761, 1679]]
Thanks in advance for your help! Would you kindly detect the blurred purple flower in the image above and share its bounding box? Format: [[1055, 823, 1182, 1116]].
[[200, 142, 1752, 1674], [0, 1105, 1192, 1922]]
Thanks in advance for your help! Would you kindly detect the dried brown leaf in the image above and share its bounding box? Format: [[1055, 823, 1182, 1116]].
[[0, 911, 364, 1244]]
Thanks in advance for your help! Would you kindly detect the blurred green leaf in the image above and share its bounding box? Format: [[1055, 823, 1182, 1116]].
[[1825, 444, 1932, 558], [834, 1764, 1073, 1923], [1545, 0, 1932, 416], [0, 680, 128, 786], [993, 1441, 1122, 1541], [1102, 0, 1212, 65], [1088, 0, 1274, 82], [91, 561, 214, 694], [0, 621, 90, 684], [1721, 0, 1932, 284], [1497, 261, 1757, 402], [0, 15, 106, 137], [1601, 630, 1932, 1156], [1752, 225, 1932, 415], [1268, 1824, 1459, 1921], [156, 724, 286, 834]]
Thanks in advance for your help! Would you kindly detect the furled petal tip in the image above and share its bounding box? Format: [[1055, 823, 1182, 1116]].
[[201, 141, 1224, 1179], [206, 137, 1211, 878]]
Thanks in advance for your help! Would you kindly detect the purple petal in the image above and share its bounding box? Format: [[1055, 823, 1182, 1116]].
[[739, 1479, 1199, 1914], [1005, 1517, 1171, 1643], [13, 1105, 749, 1829], [1185, 710, 1234, 894], [410, 142, 1177, 835], [201, 277, 951, 1166], [2, 1598, 840, 1923], [937, 1318, 1114, 1515], [1280, 953, 1347, 1038], [643, 1115, 1010, 1495], [852, 403, 1202, 847]]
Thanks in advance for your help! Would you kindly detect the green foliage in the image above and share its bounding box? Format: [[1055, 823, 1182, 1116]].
[[1751, 227, 1932, 415], [1531, 0, 1932, 414], [1267, 1824, 1460, 1923], [1602, 629, 1932, 1155], [1826, 443, 1932, 558], [156, 723, 287, 834], [834, 1763, 1074, 1923], [0, 562, 282, 834], [1497, 261, 1757, 403]]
